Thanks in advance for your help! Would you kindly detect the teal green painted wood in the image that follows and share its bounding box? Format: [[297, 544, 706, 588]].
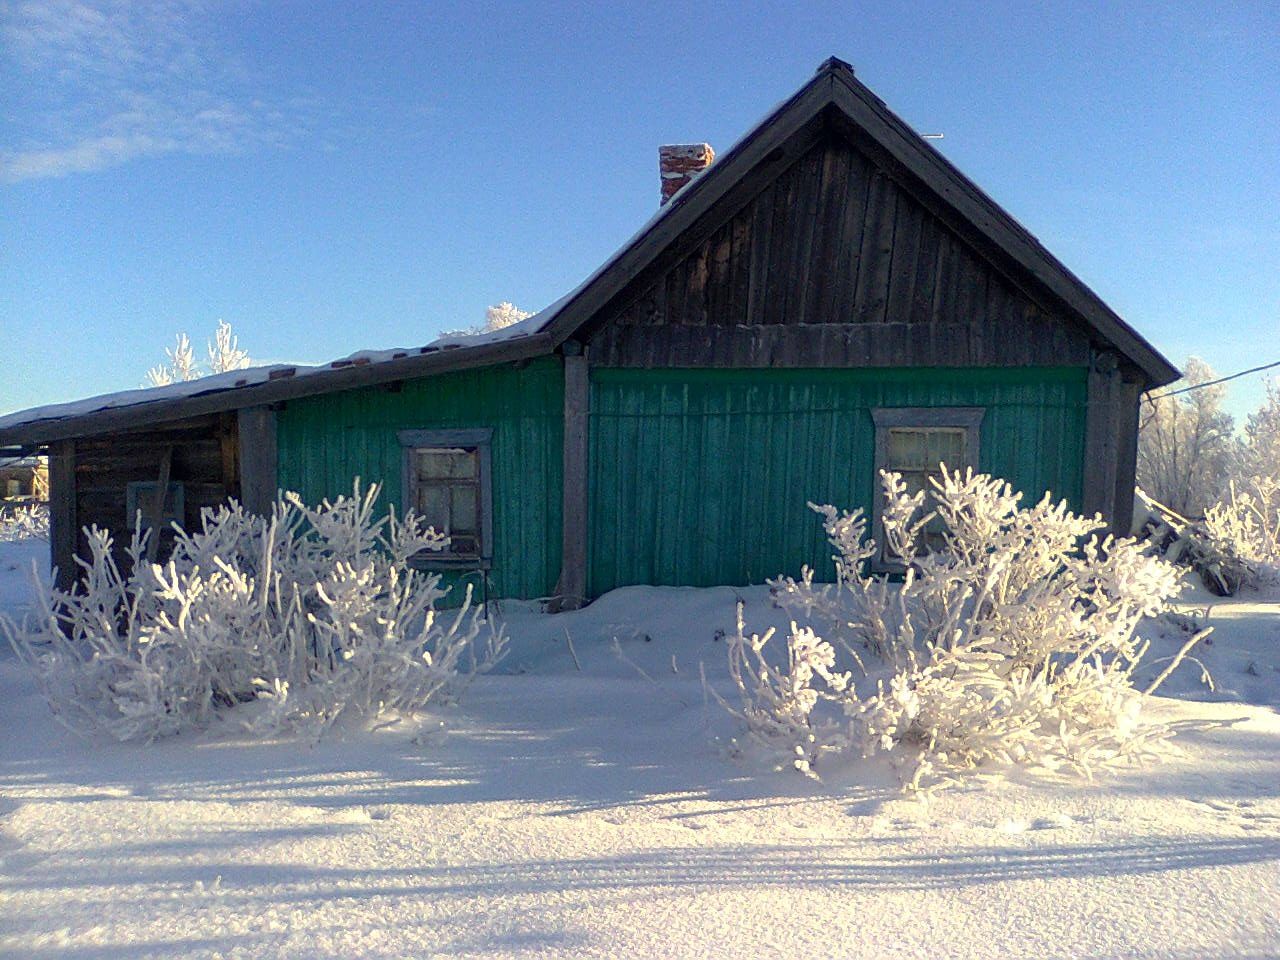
[[588, 367, 1088, 594], [276, 358, 564, 601]]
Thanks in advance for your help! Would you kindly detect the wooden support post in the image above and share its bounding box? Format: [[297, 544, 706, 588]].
[[237, 406, 278, 516], [219, 413, 239, 498], [1110, 374, 1144, 536], [1082, 350, 1122, 529], [48, 439, 77, 591], [555, 346, 590, 610], [145, 445, 174, 563]]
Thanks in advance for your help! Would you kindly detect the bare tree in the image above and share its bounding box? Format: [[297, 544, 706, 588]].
[[1137, 356, 1235, 517]]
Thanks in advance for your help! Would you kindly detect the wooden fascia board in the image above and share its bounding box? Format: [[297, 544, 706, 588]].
[[827, 73, 1179, 387], [0, 332, 556, 446]]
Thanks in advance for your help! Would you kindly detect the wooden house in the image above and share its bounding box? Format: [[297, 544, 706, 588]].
[[0, 455, 47, 503], [0, 58, 1178, 604]]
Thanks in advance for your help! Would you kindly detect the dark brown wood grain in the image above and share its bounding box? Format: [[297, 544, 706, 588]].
[[582, 131, 1094, 370]]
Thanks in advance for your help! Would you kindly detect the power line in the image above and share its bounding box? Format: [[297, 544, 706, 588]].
[[1146, 358, 1280, 403]]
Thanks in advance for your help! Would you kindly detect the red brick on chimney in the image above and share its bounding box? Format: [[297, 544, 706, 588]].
[[659, 143, 715, 205]]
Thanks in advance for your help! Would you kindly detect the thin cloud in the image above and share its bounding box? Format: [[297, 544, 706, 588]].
[[1, 0, 312, 181]]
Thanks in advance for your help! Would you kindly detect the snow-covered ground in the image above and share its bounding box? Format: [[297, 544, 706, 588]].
[[1, 543, 1278, 959]]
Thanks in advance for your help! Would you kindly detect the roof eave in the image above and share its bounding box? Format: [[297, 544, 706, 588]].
[[825, 70, 1180, 386], [0, 331, 557, 446]]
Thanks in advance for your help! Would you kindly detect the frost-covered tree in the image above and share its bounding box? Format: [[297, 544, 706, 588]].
[[1200, 475, 1280, 590], [146, 332, 198, 386], [1239, 378, 1280, 481], [1187, 379, 1280, 592], [1, 483, 503, 741], [31, 460, 48, 501], [1137, 357, 1235, 517], [483, 301, 533, 332], [441, 302, 534, 339], [0, 502, 48, 542], [717, 468, 1204, 791], [146, 321, 252, 387], [207, 319, 251, 374]]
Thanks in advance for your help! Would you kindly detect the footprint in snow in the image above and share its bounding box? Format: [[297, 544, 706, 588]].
[[995, 814, 1075, 833]]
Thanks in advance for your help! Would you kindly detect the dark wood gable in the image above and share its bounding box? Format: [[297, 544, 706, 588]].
[[585, 126, 1093, 369]]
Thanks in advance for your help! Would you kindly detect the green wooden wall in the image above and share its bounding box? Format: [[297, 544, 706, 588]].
[[276, 358, 564, 601], [588, 366, 1087, 594], [275, 359, 1087, 601]]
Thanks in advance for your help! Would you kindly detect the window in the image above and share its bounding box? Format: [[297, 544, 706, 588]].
[[125, 481, 185, 532], [871, 408, 983, 562], [399, 428, 493, 565]]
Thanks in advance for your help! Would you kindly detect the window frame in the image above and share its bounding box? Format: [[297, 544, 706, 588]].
[[398, 428, 494, 569], [125, 480, 186, 533], [870, 407, 984, 571]]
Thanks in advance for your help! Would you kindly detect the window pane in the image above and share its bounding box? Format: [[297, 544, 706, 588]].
[[900, 471, 930, 497], [417, 448, 477, 480], [450, 534, 479, 556], [926, 429, 965, 468], [887, 430, 927, 470], [451, 485, 478, 532], [416, 484, 449, 528]]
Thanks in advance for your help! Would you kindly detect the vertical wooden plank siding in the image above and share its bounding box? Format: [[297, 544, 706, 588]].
[[237, 405, 278, 515], [275, 358, 564, 601], [49, 439, 77, 591], [556, 351, 590, 609], [65, 415, 245, 573], [588, 366, 1088, 595], [587, 134, 1094, 371]]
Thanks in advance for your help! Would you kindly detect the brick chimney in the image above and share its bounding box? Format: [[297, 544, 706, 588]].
[[659, 143, 715, 205]]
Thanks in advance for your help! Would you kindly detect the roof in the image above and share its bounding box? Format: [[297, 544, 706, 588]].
[[0, 56, 1178, 447]]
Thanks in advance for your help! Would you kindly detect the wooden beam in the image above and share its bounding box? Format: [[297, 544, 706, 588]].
[[1110, 373, 1144, 536], [48, 439, 76, 591], [554, 350, 589, 610], [219, 412, 239, 498], [1082, 351, 1123, 527], [145, 445, 174, 563], [237, 406, 277, 516]]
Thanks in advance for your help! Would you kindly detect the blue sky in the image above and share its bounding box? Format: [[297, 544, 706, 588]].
[[2, 1, 1277, 422]]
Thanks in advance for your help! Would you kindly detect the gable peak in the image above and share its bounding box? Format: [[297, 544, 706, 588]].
[[816, 56, 854, 77]]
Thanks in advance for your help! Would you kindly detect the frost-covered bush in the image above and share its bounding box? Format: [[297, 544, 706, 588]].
[[0, 502, 49, 542], [1, 484, 503, 742], [1197, 475, 1280, 593], [719, 468, 1204, 790]]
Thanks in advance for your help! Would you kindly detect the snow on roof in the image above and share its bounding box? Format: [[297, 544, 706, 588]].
[[0, 77, 775, 440], [0, 322, 552, 435], [0, 454, 44, 468], [0, 167, 709, 438], [0, 364, 299, 434]]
